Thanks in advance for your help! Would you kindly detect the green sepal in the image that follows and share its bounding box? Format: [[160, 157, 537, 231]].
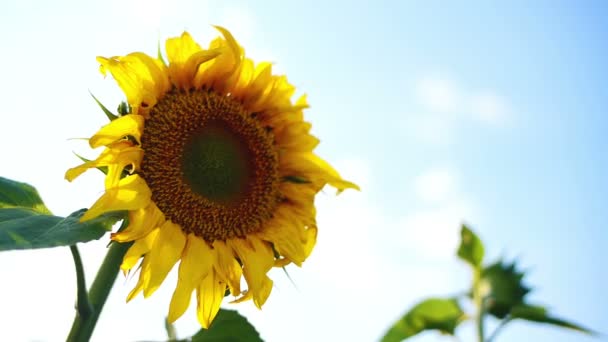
[[381, 298, 465, 341], [158, 39, 168, 66], [511, 304, 595, 335], [190, 309, 262, 342], [89, 91, 118, 121], [0, 208, 125, 251], [117, 101, 131, 115], [457, 224, 484, 268], [72, 152, 109, 175], [283, 175, 311, 184], [481, 260, 531, 319], [0, 177, 51, 214], [164, 317, 177, 341]]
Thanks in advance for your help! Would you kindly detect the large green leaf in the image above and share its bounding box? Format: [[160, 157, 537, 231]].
[[0, 177, 50, 214], [481, 260, 530, 319], [191, 309, 262, 342], [0, 208, 124, 251], [457, 224, 484, 268], [511, 304, 595, 335], [381, 298, 465, 342]]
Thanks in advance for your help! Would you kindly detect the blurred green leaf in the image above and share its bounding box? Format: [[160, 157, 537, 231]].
[[0, 177, 51, 214], [191, 309, 262, 342], [457, 224, 484, 268], [381, 298, 465, 342], [0, 208, 124, 251], [511, 304, 595, 335], [482, 260, 530, 319]]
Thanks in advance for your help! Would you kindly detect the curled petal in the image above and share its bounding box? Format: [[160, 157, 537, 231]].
[[231, 238, 274, 308], [168, 234, 214, 323], [112, 203, 164, 243], [143, 220, 187, 298], [121, 228, 159, 273], [212, 240, 242, 296], [196, 271, 225, 329], [65, 141, 138, 182], [81, 175, 151, 221], [89, 114, 144, 148]]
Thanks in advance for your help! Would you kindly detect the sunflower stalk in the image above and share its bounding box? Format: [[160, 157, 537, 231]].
[[473, 267, 485, 342], [67, 234, 131, 342]]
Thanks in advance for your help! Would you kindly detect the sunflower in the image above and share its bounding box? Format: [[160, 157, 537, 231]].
[[66, 27, 358, 328]]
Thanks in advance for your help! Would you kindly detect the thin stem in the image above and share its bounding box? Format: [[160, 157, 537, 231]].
[[67, 240, 131, 342], [473, 267, 485, 342], [70, 245, 93, 319], [487, 317, 512, 342]]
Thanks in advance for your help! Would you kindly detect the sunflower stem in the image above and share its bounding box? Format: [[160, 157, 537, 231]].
[[67, 238, 131, 342], [473, 267, 485, 342]]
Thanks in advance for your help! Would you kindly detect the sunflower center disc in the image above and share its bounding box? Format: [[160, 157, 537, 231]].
[[140, 90, 279, 241], [182, 123, 251, 204]]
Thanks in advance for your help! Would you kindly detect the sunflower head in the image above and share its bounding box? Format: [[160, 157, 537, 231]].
[[66, 27, 358, 328]]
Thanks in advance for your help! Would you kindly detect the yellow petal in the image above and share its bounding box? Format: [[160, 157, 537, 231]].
[[112, 203, 164, 243], [166, 32, 202, 66], [97, 57, 159, 113], [193, 31, 243, 90], [231, 277, 273, 309], [273, 258, 291, 267], [247, 62, 272, 101], [168, 234, 215, 323], [81, 174, 151, 221], [275, 122, 319, 152], [303, 226, 317, 259], [259, 220, 306, 267], [89, 114, 144, 148], [280, 153, 360, 193], [213, 25, 241, 67], [196, 271, 225, 329], [97, 56, 145, 106], [104, 147, 144, 188], [212, 240, 242, 296], [307, 154, 360, 191], [231, 238, 274, 308], [178, 49, 222, 89], [143, 220, 186, 298], [65, 141, 136, 182], [226, 58, 254, 99], [166, 32, 210, 89], [121, 228, 159, 272], [127, 256, 151, 302], [257, 204, 315, 266], [125, 52, 170, 99]]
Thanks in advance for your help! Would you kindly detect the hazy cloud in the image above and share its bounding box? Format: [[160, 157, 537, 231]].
[[405, 75, 510, 145]]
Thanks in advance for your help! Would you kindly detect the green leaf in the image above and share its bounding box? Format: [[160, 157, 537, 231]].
[[511, 304, 595, 335], [0, 208, 124, 251], [381, 298, 465, 342], [191, 309, 262, 342], [481, 260, 530, 319], [0, 177, 51, 214], [457, 224, 484, 268]]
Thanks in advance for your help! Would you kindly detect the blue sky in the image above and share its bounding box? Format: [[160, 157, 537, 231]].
[[0, 1, 606, 341]]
